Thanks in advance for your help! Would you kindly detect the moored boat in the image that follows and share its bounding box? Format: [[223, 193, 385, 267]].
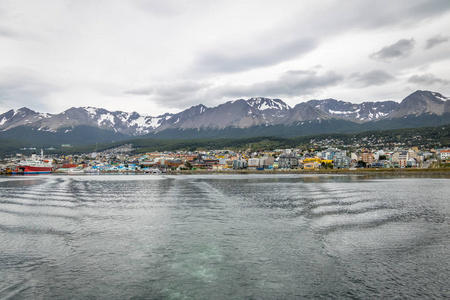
[[144, 168, 162, 174], [13, 150, 53, 174]]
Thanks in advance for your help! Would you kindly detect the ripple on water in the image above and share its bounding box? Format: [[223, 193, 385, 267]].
[[0, 174, 449, 299]]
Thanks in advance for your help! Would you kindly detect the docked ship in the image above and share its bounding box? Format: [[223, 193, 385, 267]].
[[13, 150, 53, 174]]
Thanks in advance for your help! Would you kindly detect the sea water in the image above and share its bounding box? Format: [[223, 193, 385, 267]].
[[0, 174, 449, 299]]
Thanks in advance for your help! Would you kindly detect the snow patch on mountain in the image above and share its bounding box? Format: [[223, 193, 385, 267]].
[[84, 107, 98, 117], [247, 98, 290, 111], [97, 113, 115, 126], [329, 110, 354, 115], [432, 92, 448, 102]]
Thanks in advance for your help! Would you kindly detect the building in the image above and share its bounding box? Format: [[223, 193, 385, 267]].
[[440, 149, 450, 161], [333, 151, 352, 169], [360, 149, 374, 165], [190, 154, 219, 169], [303, 157, 321, 170], [278, 155, 299, 169], [232, 159, 247, 170], [391, 150, 408, 167], [392, 149, 421, 167], [259, 156, 275, 169], [317, 148, 340, 160], [247, 158, 260, 169]]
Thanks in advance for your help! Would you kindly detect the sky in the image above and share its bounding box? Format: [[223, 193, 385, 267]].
[[1, 0, 450, 116]]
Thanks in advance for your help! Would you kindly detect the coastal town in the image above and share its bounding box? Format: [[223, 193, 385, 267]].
[[1, 143, 450, 174]]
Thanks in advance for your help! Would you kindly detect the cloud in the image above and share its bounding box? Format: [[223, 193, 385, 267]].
[[0, 25, 18, 38], [351, 70, 396, 87], [190, 1, 450, 75], [125, 69, 344, 109], [131, 0, 187, 16], [125, 81, 211, 108], [214, 69, 344, 99], [194, 37, 318, 74], [0, 68, 59, 111], [335, 0, 450, 30], [2, 0, 450, 114], [370, 39, 415, 61], [425, 35, 449, 49], [408, 73, 449, 85]]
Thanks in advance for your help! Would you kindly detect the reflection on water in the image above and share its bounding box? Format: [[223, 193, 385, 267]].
[[0, 174, 449, 299]]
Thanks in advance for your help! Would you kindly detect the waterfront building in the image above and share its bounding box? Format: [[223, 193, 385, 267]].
[[303, 157, 321, 170], [278, 155, 299, 169], [333, 152, 352, 169], [259, 156, 275, 169], [360, 149, 374, 165], [232, 159, 247, 170], [440, 149, 450, 161], [247, 158, 260, 169]]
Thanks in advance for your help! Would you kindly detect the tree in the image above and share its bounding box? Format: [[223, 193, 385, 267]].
[[357, 160, 367, 168]]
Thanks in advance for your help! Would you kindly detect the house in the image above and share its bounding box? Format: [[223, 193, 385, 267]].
[[303, 157, 321, 170]]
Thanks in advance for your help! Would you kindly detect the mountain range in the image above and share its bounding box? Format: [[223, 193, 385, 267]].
[[0, 90, 449, 146]]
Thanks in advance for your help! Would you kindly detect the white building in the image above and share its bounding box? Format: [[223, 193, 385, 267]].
[[440, 149, 450, 160]]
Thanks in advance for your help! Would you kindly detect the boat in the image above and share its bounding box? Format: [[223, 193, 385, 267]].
[[84, 167, 100, 174], [13, 150, 53, 174], [144, 168, 162, 174], [67, 168, 85, 174]]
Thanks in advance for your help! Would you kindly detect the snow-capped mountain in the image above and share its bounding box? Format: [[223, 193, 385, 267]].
[[389, 91, 449, 118], [0, 91, 448, 141], [306, 99, 399, 123], [154, 98, 293, 131], [0, 107, 173, 136], [0, 108, 53, 131]]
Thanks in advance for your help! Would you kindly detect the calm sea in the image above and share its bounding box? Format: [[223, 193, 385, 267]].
[[0, 174, 449, 299]]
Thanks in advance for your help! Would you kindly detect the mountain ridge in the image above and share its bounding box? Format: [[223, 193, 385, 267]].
[[0, 90, 448, 145]]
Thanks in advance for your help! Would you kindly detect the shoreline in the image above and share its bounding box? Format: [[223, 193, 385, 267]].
[[2, 168, 450, 176], [166, 168, 450, 175]]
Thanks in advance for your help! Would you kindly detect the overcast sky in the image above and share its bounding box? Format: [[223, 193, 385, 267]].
[[1, 0, 450, 116]]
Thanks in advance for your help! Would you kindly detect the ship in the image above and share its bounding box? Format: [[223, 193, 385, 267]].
[[13, 150, 53, 174]]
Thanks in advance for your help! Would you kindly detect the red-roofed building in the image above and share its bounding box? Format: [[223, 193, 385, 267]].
[[440, 149, 450, 161]]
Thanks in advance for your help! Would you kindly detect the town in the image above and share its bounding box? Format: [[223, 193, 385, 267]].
[[1, 142, 450, 174]]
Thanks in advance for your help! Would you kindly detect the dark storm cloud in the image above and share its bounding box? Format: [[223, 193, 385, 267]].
[[194, 38, 318, 74], [408, 73, 449, 85], [351, 70, 396, 87], [216, 69, 344, 98], [425, 35, 449, 49], [370, 39, 415, 61]]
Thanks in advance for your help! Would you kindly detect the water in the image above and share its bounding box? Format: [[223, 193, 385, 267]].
[[0, 174, 449, 299]]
